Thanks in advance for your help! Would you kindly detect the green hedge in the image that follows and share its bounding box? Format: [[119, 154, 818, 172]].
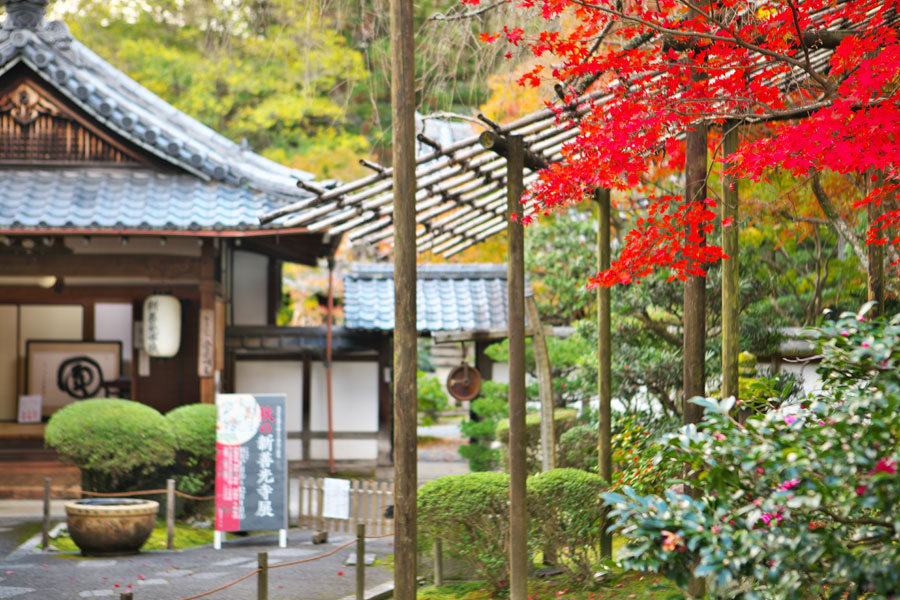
[[528, 468, 607, 582], [496, 408, 577, 474], [417, 472, 514, 592], [557, 424, 599, 472], [45, 398, 175, 492]]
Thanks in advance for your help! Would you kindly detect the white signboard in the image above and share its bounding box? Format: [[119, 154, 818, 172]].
[[322, 477, 351, 520], [17, 395, 42, 423]]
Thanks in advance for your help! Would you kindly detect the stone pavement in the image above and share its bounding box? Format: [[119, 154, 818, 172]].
[[0, 523, 394, 600]]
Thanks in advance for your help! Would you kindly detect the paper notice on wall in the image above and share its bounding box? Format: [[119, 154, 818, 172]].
[[17, 395, 42, 423], [322, 478, 351, 520]]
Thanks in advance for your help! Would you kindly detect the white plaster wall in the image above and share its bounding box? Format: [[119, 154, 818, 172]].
[[310, 439, 379, 461], [492, 361, 510, 384], [232, 250, 269, 325], [19, 305, 83, 354], [234, 360, 303, 461], [309, 361, 378, 433], [94, 303, 133, 375]]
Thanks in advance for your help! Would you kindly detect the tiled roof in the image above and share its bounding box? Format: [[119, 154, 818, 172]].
[[343, 263, 529, 332], [0, 169, 295, 231], [0, 6, 315, 196]]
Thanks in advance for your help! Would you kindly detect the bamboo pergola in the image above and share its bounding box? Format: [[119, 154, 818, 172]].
[[258, 1, 877, 255]]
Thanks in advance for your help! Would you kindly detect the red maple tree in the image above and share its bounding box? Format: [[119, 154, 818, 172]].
[[472, 0, 900, 285]]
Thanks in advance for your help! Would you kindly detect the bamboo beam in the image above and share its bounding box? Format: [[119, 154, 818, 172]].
[[480, 130, 550, 172], [390, 0, 418, 597], [721, 124, 740, 401], [595, 188, 613, 558], [506, 135, 527, 600]]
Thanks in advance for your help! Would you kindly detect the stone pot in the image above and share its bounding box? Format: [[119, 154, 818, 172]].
[[64, 498, 159, 556]]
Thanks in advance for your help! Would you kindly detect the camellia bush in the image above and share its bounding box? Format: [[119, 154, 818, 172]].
[[603, 305, 900, 598]]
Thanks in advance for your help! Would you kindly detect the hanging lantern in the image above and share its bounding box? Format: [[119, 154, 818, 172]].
[[143, 294, 181, 357]]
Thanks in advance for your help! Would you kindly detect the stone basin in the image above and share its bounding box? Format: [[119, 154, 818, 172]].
[[64, 498, 159, 555]]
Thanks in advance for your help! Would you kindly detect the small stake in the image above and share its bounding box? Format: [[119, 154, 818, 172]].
[[258, 552, 268, 600], [166, 479, 175, 551], [356, 523, 365, 600], [433, 539, 443, 586], [42, 477, 51, 551], [120, 593, 134, 600]]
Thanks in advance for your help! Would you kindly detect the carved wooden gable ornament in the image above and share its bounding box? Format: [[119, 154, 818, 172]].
[[0, 77, 144, 164]]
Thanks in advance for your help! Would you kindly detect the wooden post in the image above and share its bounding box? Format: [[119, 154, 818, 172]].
[[525, 296, 555, 471], [683, 123, 708, 422], [199, 239, 216, 404], [166, 478, 175, 550], [257, 552, 268, 600], [390, 0, 418, 595], [721, 124, 740, 401], [868, 177, 885, 318], [42, 477, 50, 551], [507, 135, 528, 600], [595, 188, 613, 559], [120, 593, 133, 600], [356, 523, 366, 600], [433, 539, 444, 586], [684, 124, 708, 600]]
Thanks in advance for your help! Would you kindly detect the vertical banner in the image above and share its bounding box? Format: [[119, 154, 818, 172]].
[[198, 309, 215, 377], [215, 394, 287, 532]]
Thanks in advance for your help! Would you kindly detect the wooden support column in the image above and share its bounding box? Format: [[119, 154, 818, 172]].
[[595, 187, 613, 559], [199, 239, 216, 404], [868, 181, 885, 318], [721, 123, 739, 401], [507, 135, 528, 600], [683, 123, 708, 423], [525, 295, 554, 471], [390, 0, 417, 595]]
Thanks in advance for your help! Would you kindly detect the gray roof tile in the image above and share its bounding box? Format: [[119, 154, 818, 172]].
[[343, 263, 529, 332], [0, 10, 317, 205], [0, 169, 295, 231]]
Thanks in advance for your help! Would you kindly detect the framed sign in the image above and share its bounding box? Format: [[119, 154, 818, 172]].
[[26, 341, 122, 416], [17, 395, 42, 423], [215, 393, 288, 543]]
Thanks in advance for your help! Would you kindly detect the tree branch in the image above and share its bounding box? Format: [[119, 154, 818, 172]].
[[810, 172, 869, 272]]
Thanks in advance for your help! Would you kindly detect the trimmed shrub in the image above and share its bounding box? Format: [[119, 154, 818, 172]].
[[459, 381, 509, 472], [45, 398, 175, 492], [166, 404, 216, 514], [528, 468, 607, 583], [417, 472, 514, 592], [557, 424, 598, 472], [496, 408, 577, 474]]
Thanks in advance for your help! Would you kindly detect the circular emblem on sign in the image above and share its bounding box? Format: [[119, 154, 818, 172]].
[[446, 364, 482, 402], [216, 394, 261, 446], [57, 356, 103, 399]]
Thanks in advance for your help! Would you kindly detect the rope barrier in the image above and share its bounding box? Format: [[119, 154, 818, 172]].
[[177, 568, 261, 600], [79, 489, 215, 501], [268, 537, 356, 569]]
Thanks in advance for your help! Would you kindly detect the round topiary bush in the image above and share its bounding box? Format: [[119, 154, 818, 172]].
[[418, 472, 514, 592], [557, 424, 599, 472], [165, 404, 217, 513], [45, 398, 175, 492], [528, 468, 607, 583]]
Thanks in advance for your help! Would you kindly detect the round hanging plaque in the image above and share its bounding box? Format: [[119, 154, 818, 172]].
[[446, 364, 482, 402]]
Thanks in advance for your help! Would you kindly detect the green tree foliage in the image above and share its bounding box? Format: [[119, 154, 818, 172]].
[[56, 0, 369, 174], [417, 370, 448, 425]]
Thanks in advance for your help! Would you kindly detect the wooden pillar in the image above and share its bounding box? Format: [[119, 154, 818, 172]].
[[868, 183, 885, 318], [683, 124, 708, 422], [721, 123, 739, 401], [390, 0, 417, 595], [506, 135, 528, 600], [199, 239, 216, 404], [525, 296, 554, 471], [595, 187, 612, 559]]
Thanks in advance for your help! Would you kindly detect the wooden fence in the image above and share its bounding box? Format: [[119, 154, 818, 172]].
[[293, 477, 394, 536]]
